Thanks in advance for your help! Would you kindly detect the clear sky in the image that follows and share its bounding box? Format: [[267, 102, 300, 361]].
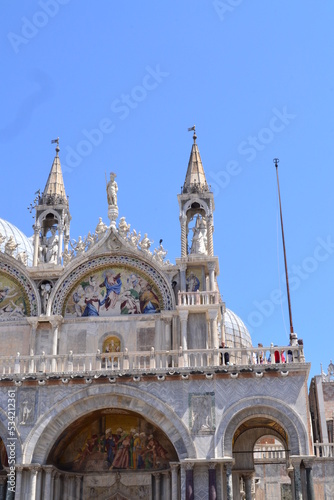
[[1, 1, 334, 382]]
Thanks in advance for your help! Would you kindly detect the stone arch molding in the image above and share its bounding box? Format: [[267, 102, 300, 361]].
[[25, 384, 196, 464], [0, 259, 40, 318], [217, 396, 309, 457], [49, 254, 175, 316], [0, 406, 23, 463], [37, 208, 60, 225], [183, 198, 210, 217]]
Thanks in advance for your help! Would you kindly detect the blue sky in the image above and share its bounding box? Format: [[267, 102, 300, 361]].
[[1, 1, 334, 382]]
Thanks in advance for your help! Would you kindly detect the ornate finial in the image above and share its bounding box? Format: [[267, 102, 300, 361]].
[[51, 137, 60, 156], [188, 125, 197, 143], [273, 157, 279, 168]]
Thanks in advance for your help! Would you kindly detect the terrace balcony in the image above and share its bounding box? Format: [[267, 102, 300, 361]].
[[0, 344, 305, 382], [177, 290, 220, 307]]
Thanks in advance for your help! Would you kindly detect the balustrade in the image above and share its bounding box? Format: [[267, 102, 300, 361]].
[[0, 345, 305, 378], [314, 441, 334, 457], [178, 290, 220, 306]]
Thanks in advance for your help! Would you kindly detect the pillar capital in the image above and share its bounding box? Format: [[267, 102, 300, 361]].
[[289, 456, 302, 467], [207, 309, 218, 321], [182, 460, 195, 470], [49, 315, 63, 329], [302, 457, 315, 469], [207, 261, 216, 272], [26, 317, 39, 329], [179, 310, 189, 322]]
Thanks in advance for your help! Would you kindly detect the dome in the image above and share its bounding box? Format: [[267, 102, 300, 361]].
[[224, 308, 252, 349], [0, 218, 33, 266]]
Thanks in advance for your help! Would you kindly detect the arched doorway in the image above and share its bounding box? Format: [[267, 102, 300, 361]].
[[47, 408, 178, 499], [232, 417, 292, 500]]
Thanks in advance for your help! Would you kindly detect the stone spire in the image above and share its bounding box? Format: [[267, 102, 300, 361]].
[[32, 139, 71, 266], [41, 139, 68, 206], [182, 127, 209, 194]]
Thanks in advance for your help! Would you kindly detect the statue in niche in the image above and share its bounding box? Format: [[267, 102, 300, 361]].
[[106, 172, 118, 207], [40, 282, 52, 315], [4, 236, 18, 257], [39, 227, 58, 264], [186, 272, 200, 292], [190, 215, 207, 255]]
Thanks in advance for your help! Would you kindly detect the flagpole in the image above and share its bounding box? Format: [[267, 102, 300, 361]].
[[273, 158, 294, 337]]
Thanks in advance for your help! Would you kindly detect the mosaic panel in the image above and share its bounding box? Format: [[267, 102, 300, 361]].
[[52, 256, 173, 316], [48, 408, 178, 473], [0, 268, 35, 321]]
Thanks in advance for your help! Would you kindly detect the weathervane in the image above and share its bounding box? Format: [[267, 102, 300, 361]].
[[188, 125, 197, 143], [51, 137, 60, 156]]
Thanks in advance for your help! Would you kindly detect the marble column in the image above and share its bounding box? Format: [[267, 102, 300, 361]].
[[162, 315, 172, 351], [26, 318, 38, 358], [28, 466, 40, 500], [13, 466, 23, 500], [180, 263, 187, 292], [290, 458, 303, 500], [170, 462, 179, 500], [207, 215, 214, 257], [287, 464, 295, 500], [243, 472, 254, 500], [225, 462, 234, 500], [164, 471, 171, 500], [207, 262, 216, 292], [57, 223, 64, 265], [33, 224, 40, 267], [50, 316, 63, 356], [53, 472, 61, 500], [154, 472, 161, 499], [303, 459, 315, 500], [43, 466, 53, 500], [50, 316, 63, 372], [180, 215, 187, 258], [208, 310, 219, 365], [185, 463, 194, 500], [208, 463, 217, 500], [179, 310, 189, 366], [75, 475, 81, 499]]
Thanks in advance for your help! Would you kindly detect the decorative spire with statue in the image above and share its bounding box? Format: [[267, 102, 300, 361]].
[[106, 172, 119, 228]]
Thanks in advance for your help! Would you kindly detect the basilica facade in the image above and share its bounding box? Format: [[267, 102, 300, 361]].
[[0, 133, 330, 499]]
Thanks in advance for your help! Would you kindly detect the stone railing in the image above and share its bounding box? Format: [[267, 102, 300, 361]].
[[314, 441, 334, 458], [177, 290, 220, 306], [0, 345, 305, 378]]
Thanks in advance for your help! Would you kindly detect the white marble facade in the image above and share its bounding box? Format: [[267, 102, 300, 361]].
[[0, 138, 322, 499]]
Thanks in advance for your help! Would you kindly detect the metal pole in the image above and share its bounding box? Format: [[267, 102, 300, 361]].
[[273, 158, 294, 336]]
